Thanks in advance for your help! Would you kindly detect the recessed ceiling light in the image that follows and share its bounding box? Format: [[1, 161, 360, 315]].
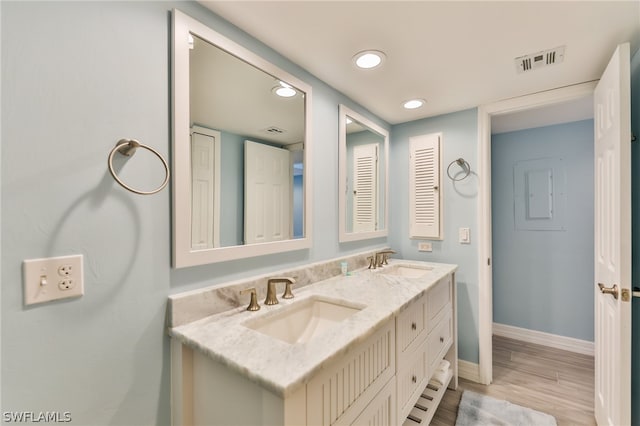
[[403, 99, 426, 110], [353, 50, 386, 69], [272, 81, 297, 98]]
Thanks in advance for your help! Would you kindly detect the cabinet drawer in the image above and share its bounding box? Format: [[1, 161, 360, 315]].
[[426, 307, 453, 377], [396, 294, 426, 356], [427, 275, 451, 332], [396, 341, 428, 423]]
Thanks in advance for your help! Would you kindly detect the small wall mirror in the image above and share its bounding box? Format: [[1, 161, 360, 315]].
[[172, 10, 312, 267], [339, 105, 389, 242]]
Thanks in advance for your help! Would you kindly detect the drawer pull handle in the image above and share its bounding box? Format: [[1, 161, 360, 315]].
[[412, 375, 417, 383], [411, 322, 417, 331], [440, 337, 444, 343]]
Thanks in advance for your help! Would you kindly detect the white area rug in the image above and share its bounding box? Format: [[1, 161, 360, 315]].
[[455, 390, 557, 426]]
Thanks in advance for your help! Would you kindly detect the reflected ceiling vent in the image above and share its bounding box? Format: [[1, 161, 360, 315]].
[[515, 46, 565, 74], [263, 126, 286, 135]]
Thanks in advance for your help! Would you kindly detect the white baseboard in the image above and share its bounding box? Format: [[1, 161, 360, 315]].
[[458, 359, 481, 383], [493, 322, 594, 356]]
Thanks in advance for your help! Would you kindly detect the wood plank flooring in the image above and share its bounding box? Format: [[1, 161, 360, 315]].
[[430, 335, 595, 425]]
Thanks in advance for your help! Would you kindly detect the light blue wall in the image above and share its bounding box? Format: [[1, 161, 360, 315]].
[[390, 109, 479, 363], [491, 120, 594, 341], [630, 46, 640, 426], [1, 2, 390, 424]]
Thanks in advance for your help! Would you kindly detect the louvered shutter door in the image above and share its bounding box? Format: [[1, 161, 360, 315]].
[[409, 133, 442, 239], [353, 144, 378, 232]]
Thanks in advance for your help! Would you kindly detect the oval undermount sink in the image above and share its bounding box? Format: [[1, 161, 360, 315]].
[[379, 264, 433, 279], [243, 296, 364, 344]]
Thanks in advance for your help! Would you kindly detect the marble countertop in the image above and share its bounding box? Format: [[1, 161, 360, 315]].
[[169, 259, 457, 398]]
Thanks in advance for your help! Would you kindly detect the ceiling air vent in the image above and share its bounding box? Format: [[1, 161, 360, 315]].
[[515, 46, 565, 74], [263, 126, 286, 135]]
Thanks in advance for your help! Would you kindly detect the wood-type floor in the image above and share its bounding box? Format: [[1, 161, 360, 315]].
[[431, 335, 595, 426]]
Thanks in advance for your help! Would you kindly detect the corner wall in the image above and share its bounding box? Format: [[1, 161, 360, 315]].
[[390, 108, 479, 363]]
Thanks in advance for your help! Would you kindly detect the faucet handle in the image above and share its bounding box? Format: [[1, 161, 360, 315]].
[[240, 287, 260, 311], [367, 256, 376, 269], [282, 279, 296, 299]]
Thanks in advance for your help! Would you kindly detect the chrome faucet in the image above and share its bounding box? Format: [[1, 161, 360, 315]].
[[265, 277, 296, 305]]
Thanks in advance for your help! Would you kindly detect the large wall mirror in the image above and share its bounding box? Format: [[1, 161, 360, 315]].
[[172, 10, 312, 267], [339, 105, 389, 242]]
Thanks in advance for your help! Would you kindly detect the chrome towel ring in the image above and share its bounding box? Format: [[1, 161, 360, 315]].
[[108, 139, 170, 195], [446, 157, 471, 181]]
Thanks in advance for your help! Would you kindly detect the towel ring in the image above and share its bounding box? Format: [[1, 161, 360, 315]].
[[446, 158, 471, 181], [108, 139, 170, 195]]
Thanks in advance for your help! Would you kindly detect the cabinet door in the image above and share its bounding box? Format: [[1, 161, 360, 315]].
[[348, 378, 396, 426], [307, 321, 396, 426]]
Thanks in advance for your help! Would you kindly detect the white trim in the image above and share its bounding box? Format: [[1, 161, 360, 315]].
[[493, 323, 594, 356], [477, 81, 597, 385], [338, 104, 389, 242], [457, 359, 481, 383], [172, 10, 313, 267]]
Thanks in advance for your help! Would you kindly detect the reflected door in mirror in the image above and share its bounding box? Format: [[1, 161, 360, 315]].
[[244, 141, 292, 244]]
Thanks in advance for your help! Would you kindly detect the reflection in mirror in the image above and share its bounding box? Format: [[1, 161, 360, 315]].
[[339, 105, 389, 242], [172, 10, 312, 267]]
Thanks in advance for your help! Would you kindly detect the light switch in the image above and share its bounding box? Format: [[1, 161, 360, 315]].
[[459, 228, 470, 244]]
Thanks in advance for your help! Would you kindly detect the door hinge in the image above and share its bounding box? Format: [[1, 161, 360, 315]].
[[621, 288, 630, 302]]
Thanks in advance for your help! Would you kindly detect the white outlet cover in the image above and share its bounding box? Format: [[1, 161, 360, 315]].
[[418, 242, 433, 252], [23, 254, 84, 305]]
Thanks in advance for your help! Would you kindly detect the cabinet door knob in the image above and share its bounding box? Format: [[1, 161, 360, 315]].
[[411, 375, 417, 383], [411, 322, 417, 331], [440, 337, 444, 343]]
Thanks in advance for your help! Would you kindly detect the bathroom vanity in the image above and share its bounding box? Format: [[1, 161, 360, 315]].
[[169, 259, 457, 425]]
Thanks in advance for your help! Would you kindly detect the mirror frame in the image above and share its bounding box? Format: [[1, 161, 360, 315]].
[[172, 9, 313, 267], [338, 104, 389, 242]]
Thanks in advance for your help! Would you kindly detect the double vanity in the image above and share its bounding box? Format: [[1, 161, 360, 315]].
[[168, 257, 458, 425]]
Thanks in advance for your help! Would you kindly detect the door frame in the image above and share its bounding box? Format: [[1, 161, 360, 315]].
[[476, 81, 597, 384]]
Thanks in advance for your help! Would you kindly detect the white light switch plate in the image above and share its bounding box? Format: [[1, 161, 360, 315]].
[[459, 227, 471, 244], [23, 255, 84, 305]]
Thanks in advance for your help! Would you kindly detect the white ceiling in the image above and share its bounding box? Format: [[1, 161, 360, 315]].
[[199, 1, 639, 126]]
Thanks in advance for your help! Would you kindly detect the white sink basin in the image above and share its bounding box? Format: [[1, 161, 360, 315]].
[[243, 296, 364, 344], [379, 264, 433, 279]]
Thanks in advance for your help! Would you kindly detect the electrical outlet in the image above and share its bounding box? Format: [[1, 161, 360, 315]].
[[418, 242, 432, 252], [23, 255, 84, 305], [58, 265, 74, 277], [58, 279, 76, 291]]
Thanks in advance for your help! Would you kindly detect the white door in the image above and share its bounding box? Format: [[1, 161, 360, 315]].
[[244, 141, 292, 244], [594, 43, 631, 426], [352, 143, 378, 233], [191, 127, 221, 249]]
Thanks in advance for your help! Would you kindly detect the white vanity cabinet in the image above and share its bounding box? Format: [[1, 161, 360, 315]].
[[398, 273, 457, 425], [170, 268, 457, 426]]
